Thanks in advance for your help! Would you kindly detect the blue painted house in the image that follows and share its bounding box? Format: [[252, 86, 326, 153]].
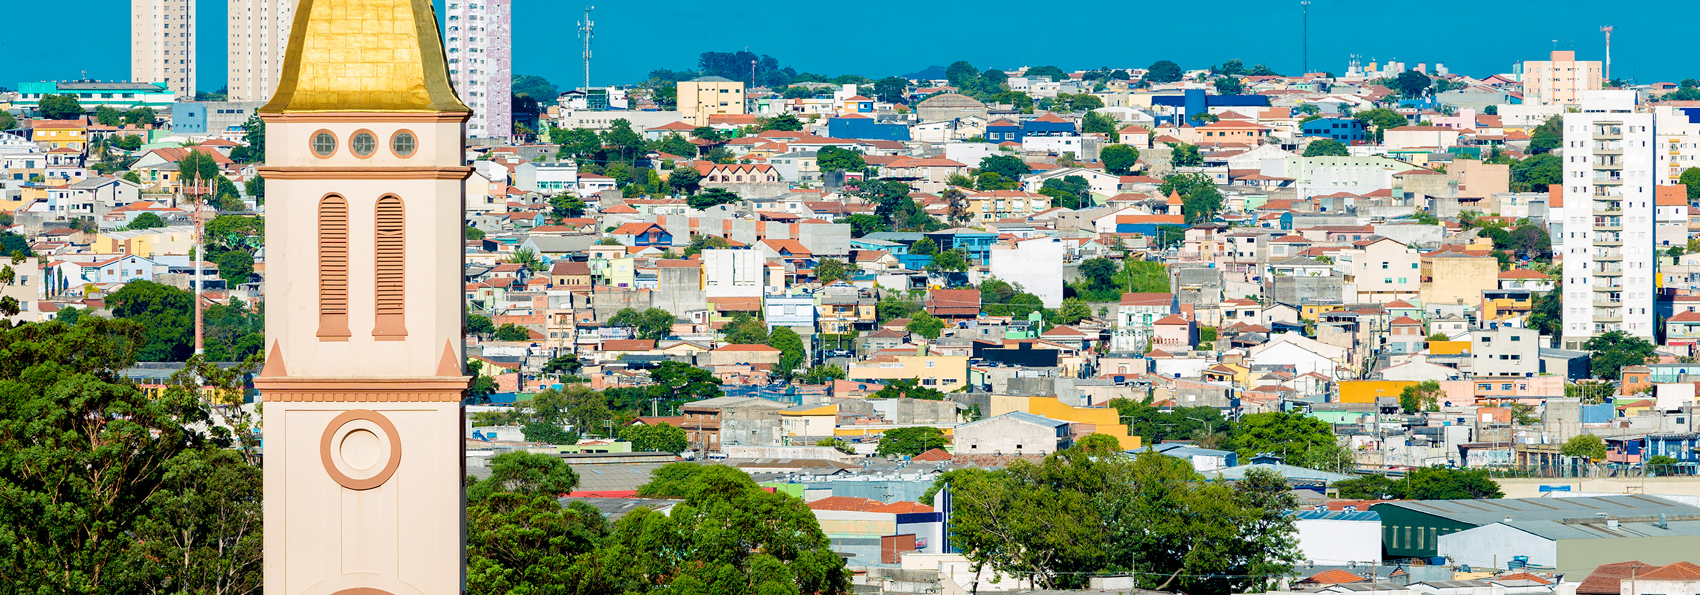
[[1151, 89, 1270, 125], [1301, 118, 1367, 143], [1022, 113, 1076, 137], [986, 119, 1022, 143], [611, 222, 673, 247], [927, 229, 998, 265]]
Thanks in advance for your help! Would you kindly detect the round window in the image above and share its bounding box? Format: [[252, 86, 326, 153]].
[[311, 131, 337, 157], [391, 131, 417, 157], [351, 131, 378, 157]]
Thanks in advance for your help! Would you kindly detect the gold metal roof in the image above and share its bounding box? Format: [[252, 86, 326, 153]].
[[260, 0, 470, 114]]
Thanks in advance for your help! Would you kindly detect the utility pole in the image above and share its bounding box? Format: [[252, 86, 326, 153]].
[[191, 178, 205, 356], [577, 6, 594, 91], [1601, 25, 1614, 85], [1300, 0, 1312, 74]]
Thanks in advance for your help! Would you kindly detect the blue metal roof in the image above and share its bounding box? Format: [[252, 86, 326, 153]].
[[1293, 509, 1381, 522]]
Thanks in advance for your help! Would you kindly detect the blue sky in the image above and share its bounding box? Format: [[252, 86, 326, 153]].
[[2, 0, 1692, 93]]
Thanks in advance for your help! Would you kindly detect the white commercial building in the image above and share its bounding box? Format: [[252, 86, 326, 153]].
[[702, 249, 772, 299], [988, 238, 1065, 308], [1292, 509, 1383, 566], [225, 0, 297, 102], [131, 0, 197, 98], [1559, 90, 1655, 349], [445, 0, 512, 138]]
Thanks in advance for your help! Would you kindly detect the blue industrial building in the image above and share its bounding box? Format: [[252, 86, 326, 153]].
[[828, 117, 911, 141], [926, 229, 998, 265], [1301, 118, 1367, 143], [1151, 89, 1270, 125]]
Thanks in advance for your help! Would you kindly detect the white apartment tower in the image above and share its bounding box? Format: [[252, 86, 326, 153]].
[[226, 0, 298, 102], [445, 0, 512, 138], [131, 0, 197, 99], [1560, 90, 1656, 349]]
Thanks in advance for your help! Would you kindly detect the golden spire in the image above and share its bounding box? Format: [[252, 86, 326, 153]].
[[260, 0, 470, 114]]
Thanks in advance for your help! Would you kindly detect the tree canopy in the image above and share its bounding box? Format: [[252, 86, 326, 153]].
[[1584, 331, 1655, 380]]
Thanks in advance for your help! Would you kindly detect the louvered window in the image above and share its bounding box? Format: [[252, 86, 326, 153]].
[[373, 195, 407, 339], [317, 195, 350, 339]]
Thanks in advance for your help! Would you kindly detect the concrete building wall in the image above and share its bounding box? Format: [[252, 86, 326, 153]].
[[703, 249, 765, 299], [954, 416, 1067, 455], [132, 0, 197, 98], [1472, 326, 1540, 377], [678, 78, 746, 126], [652, 264, 707, 318], [1295, 518, 1383, 566], [445, 0, 512, 138], [1561, 90, 1656, 348], [226, 0, 297, 102], [988, 238, 1065, 308], [797, 223, 852, 257], [1438, 523, 1556, 570]]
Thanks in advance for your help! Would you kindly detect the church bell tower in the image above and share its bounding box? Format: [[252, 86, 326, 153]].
[[254, 0, 472, 593]]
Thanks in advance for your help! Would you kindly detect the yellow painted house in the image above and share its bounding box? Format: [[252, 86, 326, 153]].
[[92, 225, 195, 258], [781, 403, 837, 438], [989, 396, 1142, 449], [1338, 380, 1419, 404], [32, 120, 88, 151], [846, 353, 970, 391]]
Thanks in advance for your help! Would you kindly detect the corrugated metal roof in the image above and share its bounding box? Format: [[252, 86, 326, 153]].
[[1379, 495, 1700, 526], [1295, 509, 1381, 522]]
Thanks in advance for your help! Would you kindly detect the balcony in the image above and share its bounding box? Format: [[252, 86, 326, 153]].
[[1595, 140, 1624, 154], [1593, 125, 1624, 140]]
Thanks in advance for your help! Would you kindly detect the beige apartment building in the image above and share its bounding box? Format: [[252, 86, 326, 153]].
[[678, 76, 745, 126], [131, 0, 197, 98], [1521, 50, 1601, 106], [226, 0, 297, 102]]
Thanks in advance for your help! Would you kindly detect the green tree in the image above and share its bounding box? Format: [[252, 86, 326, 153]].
[[1144, 60, 1183, 83], [466, 313, 495, 338], [815, 257, 852, 284], [1102, 144, 1140, 174], [1303, 138, 1350, 157], [1214, 76, 1243, 95], [1398, 380, 1443, 413], [842, 213, 887, 238], [619, 422, 688, 453], [871, 378, 947, 401], [215, 250, 254, 286], [771, 326, 807, 380], [909, 236, 938, 256], [1081, 110, 1120, 142], [1682, 167, 1700, 200], [608, 307, 676, 341], [906, 312, 946, 339], [1078, 257, 1118, 291], [493, 323, 532, 341], [1352, 108, 1408, 142], [926, 248, 970, 273], [802, 364, 846, 384], [878, 426, 948, 456], [1159, 172, 1224, 223], [38, 94, 86, 119], [468, 450, 581, 501], [1646, 455, 1681, 476], [126, 211, 167, 230], [1402, 467, 1504, 500], [1584, 330, 1656, 379], [759, 113, 805, 132], [549, 193, 586, 219], [0, 111, 15, 131], [872, 77, 909, 103], [978, 154, 1028, 180], [1528, 115, 1563, 154], [817, 145, 867, 173], [722, 314, 770, 345], [1333, 474, 1405, 500], [95, 105, 123, 126], [107, 280, 196, 361], [0, 319, 263, 594], [1394, 70, 1431, 97], [1055, 298, 1092, 324], [1510, 153, 1562, 192], [1561, 434, 1607, 461], [687, 187, 741, 210], [123, 107, 157, 126], [510, 74, 557, 100], [648, 360, 725, 404], [1169, 142, 1203, 167], [1228, 412, 1350, 472]]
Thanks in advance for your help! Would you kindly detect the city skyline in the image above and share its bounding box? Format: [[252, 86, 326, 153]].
[[3, 0, 1692, 94]]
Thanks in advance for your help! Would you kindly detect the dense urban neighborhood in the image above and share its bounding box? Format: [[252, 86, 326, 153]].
[[6, 2, 1700, 595]]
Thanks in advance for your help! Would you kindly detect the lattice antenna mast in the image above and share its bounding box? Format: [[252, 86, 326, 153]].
[[1301, 0, 1312, 74], [578, 6, 594, 90], [1601, 25, 1614, 84]]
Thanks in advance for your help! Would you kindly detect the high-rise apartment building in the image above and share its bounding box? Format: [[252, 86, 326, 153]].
[[1560, 90, 1655, 349], [678, 76, 746, 126], [1521, 50, 1603, 106], [445, 0, 512, 138], [227, 0, 298, 102], [131, 0, 197, 99]]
